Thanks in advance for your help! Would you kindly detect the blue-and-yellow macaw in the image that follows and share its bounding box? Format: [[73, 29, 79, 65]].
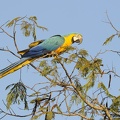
[[0, 33, 83, 78]]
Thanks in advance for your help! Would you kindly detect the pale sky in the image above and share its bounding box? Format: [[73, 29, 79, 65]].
[[0, 0, 120, 120]]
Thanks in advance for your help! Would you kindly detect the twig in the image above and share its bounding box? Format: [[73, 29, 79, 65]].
[[59, 61, 73, 84], [70, 65, 76, 77], [13, 21, 19, 52], [106, 11, 118, 32], [24, 84, 37, 93], [0, 26, 14, 38], [64, 91, 70, 113], [0, 20, 9, 27], [0, 108, 32, 118], [32, 82, 50, 89], [104, 70, 120, 78], [110, 50, 120, 57], [29, 63, 53, 82], [0, 47, 20, 58], [54, 111, 92, 120]]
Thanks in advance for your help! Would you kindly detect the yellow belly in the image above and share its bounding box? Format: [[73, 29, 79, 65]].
[[54, 45, 68, 54]]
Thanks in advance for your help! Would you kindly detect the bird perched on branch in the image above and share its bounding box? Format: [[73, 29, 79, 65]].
[[0, 33, 83, 78]]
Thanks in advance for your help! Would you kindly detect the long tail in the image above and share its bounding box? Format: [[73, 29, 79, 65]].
[[0, 58, 34, 78]]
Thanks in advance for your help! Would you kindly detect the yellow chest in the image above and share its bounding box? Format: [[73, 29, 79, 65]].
[[54, 35, 73, 54]]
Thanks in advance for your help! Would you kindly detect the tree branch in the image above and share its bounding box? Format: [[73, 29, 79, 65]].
[[105, 11, 118, 32]]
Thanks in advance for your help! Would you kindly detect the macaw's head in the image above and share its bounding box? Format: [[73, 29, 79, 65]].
[[72, 33, 83, 44]]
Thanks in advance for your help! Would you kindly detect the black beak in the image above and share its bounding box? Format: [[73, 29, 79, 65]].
[[76, 38, 83, 44]]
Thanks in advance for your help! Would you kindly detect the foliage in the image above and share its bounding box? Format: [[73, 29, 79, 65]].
[[6, 16, 47, 41], [103, 34, 116, 45], [6, 82, 28, 109]]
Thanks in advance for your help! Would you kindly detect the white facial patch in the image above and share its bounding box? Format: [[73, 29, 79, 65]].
[[73, 36, 79, 41]]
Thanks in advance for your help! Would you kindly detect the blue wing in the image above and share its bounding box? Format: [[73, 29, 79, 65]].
[[22, 35, 65, 58]]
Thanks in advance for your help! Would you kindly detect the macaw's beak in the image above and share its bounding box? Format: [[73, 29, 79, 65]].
[[76, 37, 83, 44], [73, 34, 83, 44]]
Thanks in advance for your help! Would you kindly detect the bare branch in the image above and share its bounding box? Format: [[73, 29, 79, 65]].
[[30, 63, 53, 82], [54, 111, 92, 120], [0, 108, 32, 118], [0, 26, 14, 38], [0, 47, 20, 58], [59, 60, 73, 84], [106, 11, 118, 32], [12, 21, 19, 51]]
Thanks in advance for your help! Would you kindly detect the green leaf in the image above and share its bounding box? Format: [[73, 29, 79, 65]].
[[39, 60, 54, 76], [6, 17, 21, 27], [21, 21, 32, 37], [29, 92, 40, 97], [103, 34, 116, 45], [36, 24, 48, 31], [78, 49, 88, 57], [29, 16, 48, 31], [6, 93, 15, 109], [98, 82, 115, 98], [39, 106, 47, 112], [31, 115, 40, 120], [65, 46, 75, 53], [66, 53, 77, 63], [83, 72, 95, 92], [70, 93, 81, 106], [30, 97, 42, 104], [6, 82, 28, 109], [32, 27, 37, 41], [56, 105, 62, 113], [5, 83, 15, 90], [74, 79, 83, 91], [110, 96, 120, 113], [45, 111, 54, 120], [29, 16, 37, 21], [76, 57, 90, 77], [39, 60, 47, 67]]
